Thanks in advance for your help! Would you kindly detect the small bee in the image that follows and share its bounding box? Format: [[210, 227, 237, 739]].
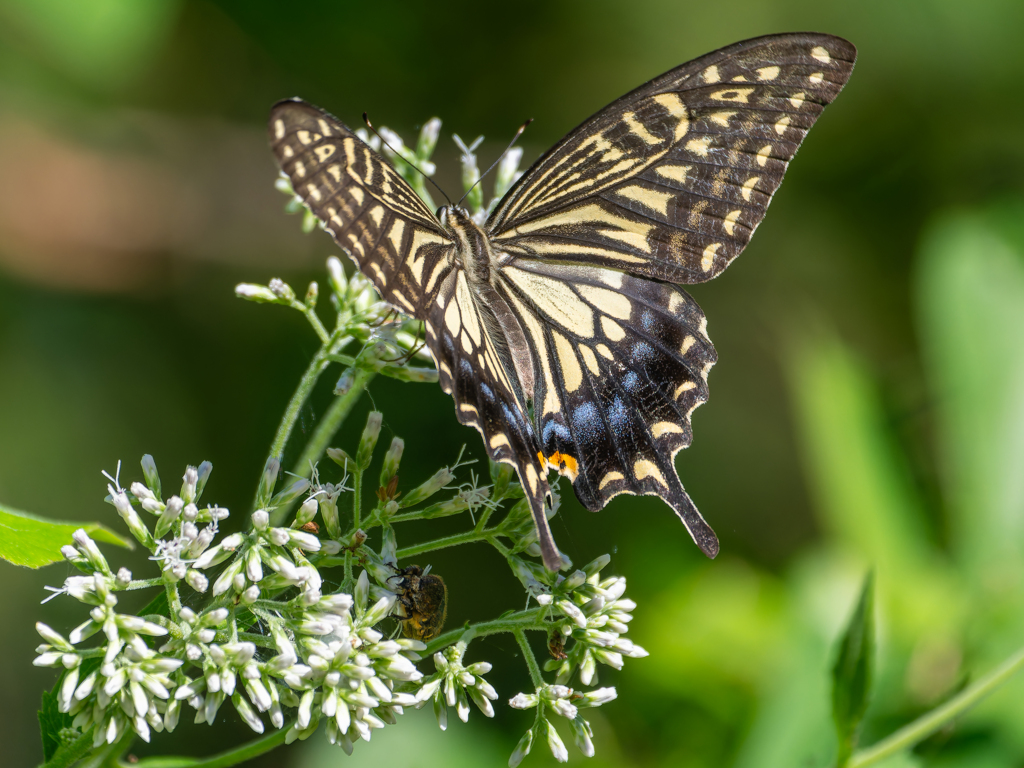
[[390, 564, 448, 641]]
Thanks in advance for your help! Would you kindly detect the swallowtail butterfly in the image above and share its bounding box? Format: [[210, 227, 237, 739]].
[[270, 33, 856, 570]]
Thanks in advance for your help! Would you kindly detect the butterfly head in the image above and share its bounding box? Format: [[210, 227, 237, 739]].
[[436, 204, 473, 230]]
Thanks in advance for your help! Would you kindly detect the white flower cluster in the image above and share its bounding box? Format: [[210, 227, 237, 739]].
[[416, 642, 499, 730], [541, 554, 648, 686], [34, 530, 180, 748], [508, 685, 617, 765], [503, 554, 647, 764]]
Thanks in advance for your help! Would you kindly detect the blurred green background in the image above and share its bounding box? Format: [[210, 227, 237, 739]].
[[2, 0, 1023, 766]]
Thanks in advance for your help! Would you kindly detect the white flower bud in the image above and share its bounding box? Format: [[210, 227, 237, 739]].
[[509, 692, 538, 709], [185, 570, 208, 593]]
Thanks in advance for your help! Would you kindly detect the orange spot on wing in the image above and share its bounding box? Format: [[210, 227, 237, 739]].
[[542, 451, 580, 482]]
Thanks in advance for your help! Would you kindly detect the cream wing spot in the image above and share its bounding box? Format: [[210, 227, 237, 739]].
[[652, 421, 684, 438], [756, 144, 772, 167], [601, 317, 626, 341], [578, 284, 632, 320], [680, 335, 695, 355], [710, 87, 753, 103], [317, 119, 332, 136], [702, 65, 720, 83], [617, 185, 675, 216], [349, 187, 364, 206], [294, 160, 306, 178], [579, 345, 600, 376], [723, 209, 742, 236], [674, 380, 696, 398], [701, 243, 721, 272], [282, 145, 293, 158], [811, 45, 831, 63], [387, 220, 405, 253], [306, 183, 321, 202], [328, 165, 342, 182], [774, 116, 792, 136], [709, 110, 736, 127], [685, 136, 712, 157], [297, 130, 313, 145], [553, 332, 584, 393], [274, 119, 285, 140], [741, 176, 760, 201], [599, 471, 625, 491], [789, 92, 807, 109], [444, 297, 461, 336], [596, 343, 614, 359], [756, 66, 780, 81], [314, 144, 336, 162], [809, 72, 824, 84], [489, 434, 510, 450], [634, 459, 666, 485], [656, 165, 692, 184]]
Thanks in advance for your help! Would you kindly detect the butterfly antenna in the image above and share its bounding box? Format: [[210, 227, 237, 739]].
[[363, 112, 452, 207], [456, 118, 532, 208]]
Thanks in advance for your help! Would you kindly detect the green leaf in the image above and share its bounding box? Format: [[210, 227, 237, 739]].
[[832, 572, 876, 767], [38, 689, 72, 762], [0, 503, 131, 568], [915, 210, 1024, 581]]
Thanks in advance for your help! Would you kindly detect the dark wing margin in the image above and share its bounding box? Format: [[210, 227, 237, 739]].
[[495, 261, 720, 557], [489, 33, 856, 284], [269, 99, 452, 315]]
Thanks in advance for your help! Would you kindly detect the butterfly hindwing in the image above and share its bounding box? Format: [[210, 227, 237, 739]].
[[495, 262, 720, 555], [490, 33, 856, 284], [270, 100, 452, 315]]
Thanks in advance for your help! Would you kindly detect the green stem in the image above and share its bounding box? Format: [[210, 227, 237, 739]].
[[397, 528, 497, 558], [353, 467, 363, 530], [424, 608, 547, 655], [163, 579, 182, 622], [293, 367, 374, 481], [133, 726, 290, 768], [514, 628, 545, 689], [474, 505, 494, 532], [848, 645, 1024, 768], [270, 367, 375, 526], [299, 304, 330, 343], [123, 578, 163, 591]]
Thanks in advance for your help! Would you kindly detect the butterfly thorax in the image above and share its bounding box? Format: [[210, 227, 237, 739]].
[[439, 205, 496, 285]]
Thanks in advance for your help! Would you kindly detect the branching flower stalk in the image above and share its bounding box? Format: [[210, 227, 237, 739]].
[[33, 119, 643, 768]]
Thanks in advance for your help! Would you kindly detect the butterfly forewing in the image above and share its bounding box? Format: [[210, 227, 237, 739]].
[[490, 33, 856, 283], [270, 100, 453, 314]]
